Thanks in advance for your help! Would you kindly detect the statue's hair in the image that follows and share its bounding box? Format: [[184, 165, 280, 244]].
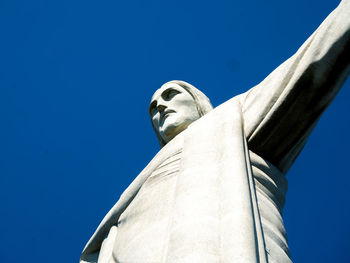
[[149, 80, 213, 147]]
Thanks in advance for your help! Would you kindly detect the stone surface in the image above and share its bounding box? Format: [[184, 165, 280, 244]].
[[80, 1, 350, 262]]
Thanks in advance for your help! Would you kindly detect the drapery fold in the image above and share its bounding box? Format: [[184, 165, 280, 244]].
[[163, 99, 267, 263]]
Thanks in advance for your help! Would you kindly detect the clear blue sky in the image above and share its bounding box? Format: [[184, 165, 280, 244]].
[[1, 0, 349, 262]]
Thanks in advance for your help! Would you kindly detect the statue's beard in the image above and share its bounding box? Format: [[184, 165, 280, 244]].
[[159, 114, 193, 143]]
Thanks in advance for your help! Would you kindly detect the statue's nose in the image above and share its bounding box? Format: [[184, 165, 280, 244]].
[[157, 104, 166, 113]]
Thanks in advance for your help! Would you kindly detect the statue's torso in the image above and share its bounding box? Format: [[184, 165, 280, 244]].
[[113, 140, 183, 263], [112, 140, 291, 263]]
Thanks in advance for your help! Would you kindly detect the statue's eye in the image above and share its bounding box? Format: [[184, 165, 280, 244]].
[[164, 89, 179, 100], [149, 102, 157, 116]]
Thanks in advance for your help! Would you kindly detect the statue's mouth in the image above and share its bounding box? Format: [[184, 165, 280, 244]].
[[160, 110, 175, 123]]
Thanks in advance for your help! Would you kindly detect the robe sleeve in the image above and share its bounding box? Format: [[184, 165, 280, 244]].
[[240, 0, 350, 173]]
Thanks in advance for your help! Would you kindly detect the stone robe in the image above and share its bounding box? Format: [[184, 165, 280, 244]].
[[81, 1, 350, 262]]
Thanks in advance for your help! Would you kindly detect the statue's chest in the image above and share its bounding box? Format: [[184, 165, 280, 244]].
[[113, 149, 183, 262]]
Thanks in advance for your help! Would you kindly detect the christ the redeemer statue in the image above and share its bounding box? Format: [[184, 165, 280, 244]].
[[80, 1, 350, 262]]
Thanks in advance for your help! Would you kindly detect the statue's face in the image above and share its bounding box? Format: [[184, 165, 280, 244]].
[[150, 83, 200, 144]]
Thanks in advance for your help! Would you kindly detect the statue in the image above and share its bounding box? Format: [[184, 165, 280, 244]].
[[80, 1, 350, 262]]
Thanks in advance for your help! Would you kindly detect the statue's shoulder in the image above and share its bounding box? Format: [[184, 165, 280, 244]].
[[207, 95, 244, 118]]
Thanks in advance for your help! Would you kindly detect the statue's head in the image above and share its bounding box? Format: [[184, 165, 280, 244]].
[[149, 80, 213, 147]]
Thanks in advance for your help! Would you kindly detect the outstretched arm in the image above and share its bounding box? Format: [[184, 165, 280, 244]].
[[80, 207, 119, 263], [240, 0, 350, 173]]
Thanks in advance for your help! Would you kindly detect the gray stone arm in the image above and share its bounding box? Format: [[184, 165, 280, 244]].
[[80, 204, 120, 263], [79, 145, 166, 262], [240, 0, 350, 173]]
